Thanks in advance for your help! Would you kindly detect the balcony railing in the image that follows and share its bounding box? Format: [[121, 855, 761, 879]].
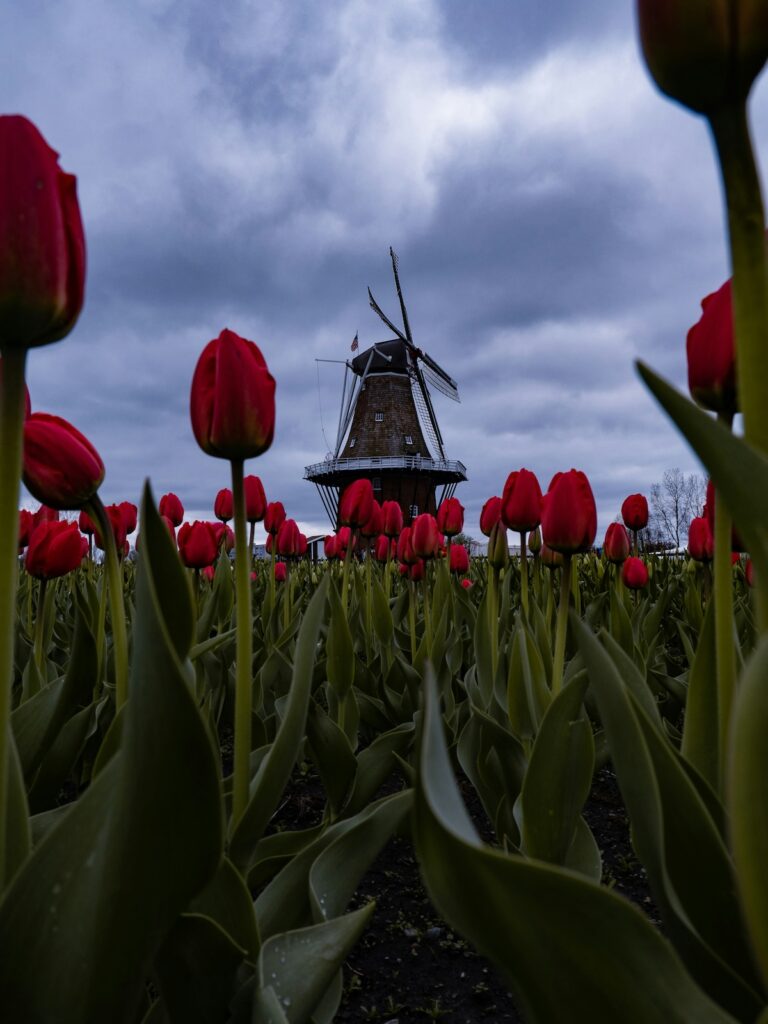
[[304, 454, 467, 479]]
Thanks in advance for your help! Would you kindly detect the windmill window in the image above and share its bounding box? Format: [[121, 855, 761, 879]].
[[375, 411, 384, 422], [349, 438, 356, 448], [410, 504, 419, 518], [404, 434, 413, 445], [373, 477, 382, 491]]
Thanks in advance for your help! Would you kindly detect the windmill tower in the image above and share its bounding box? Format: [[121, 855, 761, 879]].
[[305, 249, 467, 527]]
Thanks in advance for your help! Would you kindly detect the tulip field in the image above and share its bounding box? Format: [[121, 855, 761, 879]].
[[4, 7, 768, 1024]]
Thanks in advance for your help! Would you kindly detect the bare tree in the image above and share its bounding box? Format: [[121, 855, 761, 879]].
[[647, 469, 706, 550]]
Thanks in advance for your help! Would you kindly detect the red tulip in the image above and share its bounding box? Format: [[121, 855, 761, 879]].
[[746, 559, 754, 587], [264, 501, 286, 535], [94, 504, 128, 552], [159, 492, 184, 527], [437, 497, 465, 538], [214, 487, 233, 523], [33, 505, 59, 527], [244, 475, 267, 523], [0, 116, 86, 349], [339, 478, 374, 528], [177, 521, 218, 568], [274, 561, 287, 582], [360, 500, 384, 539], [621, 493, 649, 532], [214, 522, 235, 553], [540, 543, 564, 568], [276, 518, 301, 557], [336, 525, 355, 557], [461, 578, 473, 590], [324, 534, 337, 560], [687, 277, 739, 415], [637, 1, 768, 116], [265, 533, 274, 555], [78, 509, 95, 535], [688, 517, 713, 562], [381, 500, 403, 538], [603, 523, 630, 564], [297, 533, 308, 557], [541, 470, 597, 554], [449, 544, 470, 574], [18, 509, 34, 549], [398, 562, 409, 577], [731, 552, 741, 567], [190, 328, 275, 460], [479, 496, 502, 537], [22, 413, 104, 510], [622, 556, 649, 590], [374, 534, 394, 562], [26, 520, 86, 579], [411, 513, 440, 559], [397, 526, 417, 565], [409, 559, 426, 583], [119, 501, 137, 535], [202, 565, 215, 583], [501, 469, 542, 533]]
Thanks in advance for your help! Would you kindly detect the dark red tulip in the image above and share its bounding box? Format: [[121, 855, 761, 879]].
[[202, 564, 215, 583], [398, 562, 409, 577], [265, 533, 274, 555], [688, 517, 713, 562], [746, 559, 754, 587], [339, 478, 374, 528], [244, 475, 267, 523], [78, 509, 95, 535], [461, 578, 473, 590], [381, 500, 403, 538], [324, 534, 337, 560], [119, 501, 137, 535], [276, 518, 301, 557], [409, 559, 426, 583], [159, 492, 184, 527], [214, 487, 233, 523], [686, 278, 738, 415], [449, 544, 470, 575], [541, 470, 597, 554], [374, 534, 394, 562], [274, 561, 287, 582], [297, 533, 308, 557], [411, 513, 440, 559], [336, 525, 355, 557], [603, 523, 630, 564], [622, 556, 649, 590], [264, 501, 286, 535], [26, 520, 86, 579], [18, 509, 34, 549], [23, 413, 104, 510], [731, 552, 741, 567], [94, 504, 128, 552], [213, 521, 235, 553], [177, 521, 218, 568], [480, 496, 502, 537], [360, 499, 384, 539], [501, 469, 542, 533], [437, 497, 465, 538], [0, 116, 86, 349], [190, 328, 275, 460], [621, 494, 649, 532], [397, 526, 417, 565], [637, 1, 768, 116]]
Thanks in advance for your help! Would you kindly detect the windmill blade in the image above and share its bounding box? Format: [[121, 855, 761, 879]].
[[419, 349, 459, 393], [413, 363, 446, 459], [368, 288, 406, 342], [390, 247, 413, 344], [421, 362, 460, 402]]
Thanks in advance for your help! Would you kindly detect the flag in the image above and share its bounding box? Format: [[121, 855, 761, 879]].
[[351, 331, 359, 352]]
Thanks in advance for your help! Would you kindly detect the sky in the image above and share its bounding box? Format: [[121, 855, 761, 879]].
[[6, 0, 768, 542]]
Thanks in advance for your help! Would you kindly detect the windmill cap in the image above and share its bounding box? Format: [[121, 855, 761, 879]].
[[351, 339, 410, 375]]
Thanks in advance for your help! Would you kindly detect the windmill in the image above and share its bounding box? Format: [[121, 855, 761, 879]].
[[305, 248, 467, 527]]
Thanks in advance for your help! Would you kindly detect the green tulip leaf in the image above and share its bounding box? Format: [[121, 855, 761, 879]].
[[325, 578, 354, 700], [681, 599, 720, 790], [306, 699, 358, 817], [414, 669, 738, 1023]]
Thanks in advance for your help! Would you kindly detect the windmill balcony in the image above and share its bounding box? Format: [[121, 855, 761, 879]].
[[304, 454, 467, 481]]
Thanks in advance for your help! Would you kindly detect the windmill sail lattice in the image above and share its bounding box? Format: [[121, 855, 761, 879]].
[[305, 250, 467, 527]]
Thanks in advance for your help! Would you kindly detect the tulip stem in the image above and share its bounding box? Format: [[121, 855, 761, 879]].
[[488, 565, 499, 681], [552, 554, 572, 697], [709, 102, 768, 630], [87, 496, 129, 710], [408, 581, 417, 663], [519, 532, 529, 618], [713, 482, 736, 793], [230, 458, 252, 827], [33, 577, 49, 681], [341, 539, 352, 618], [422, 577, 432, 657]]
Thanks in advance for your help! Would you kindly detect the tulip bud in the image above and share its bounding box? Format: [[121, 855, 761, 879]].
[[461, 578, 473, 590], [277, 518, 301, 557], [264, 501, 286, 535], [202, 565, 215, 583], [527, 526, 542, 555], [243, 475, 267, 523], [541, 470, 597, 554], [78, 509, 95, 535], [374, 534, 393, 563], [119, 501, 137, 536], [686, 278, 738, 416], [381, 500, 404, 538], [501, 469, 542, 533], [336, 526, 355, 557], [324, 534, 337, 560], [159, 492, 184, 527], [339, 478, 374, 528], [449, 544, 470, 575], [409, 559, 426, 583], [214, 522, 235, 553], [190, 328, 275, 460], [360, 499, 384, 538], [688, 516, 714, 561], [274, 561, 287, 582], [94, 504, 128, 553], [411, 513, 440, 559], [214, 487, 233, 523], [177, 520, 218, 569], [26, 520, 86, 579], [22, 413, 104, 510], [0, 116, 86, 349], [603, 523, 631, 564], [637, 1, 768, 115], [487, 521, 509, 570], [480, 496, 502, 537], [397, 526, 417, 565], [436, 497, 465, 538], [540, 544, 564, 569], [622, 556, 649, 590], [621, 494, 649, 532]]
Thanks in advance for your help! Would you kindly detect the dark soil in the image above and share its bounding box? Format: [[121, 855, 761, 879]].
[[266, 761, 659, 1024]]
